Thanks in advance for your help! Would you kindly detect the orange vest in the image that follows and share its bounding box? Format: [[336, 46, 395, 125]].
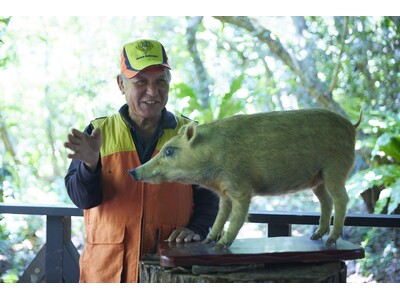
[[79, 113, 193, 282]]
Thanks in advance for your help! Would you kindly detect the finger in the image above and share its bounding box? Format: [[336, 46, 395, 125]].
[[65, 134, 81, 147], [66, 133, 77, 144], [192, 234, 201, 242], [183, 233, 195, 243], [67, 152, 80, 160], [176, 230, 192, 243], [184, 233, 201, 243], [92, 127, 102, 138], [166, 229, 180, 242], [64, 141, 79, 152], [70, 128, 85, 138]]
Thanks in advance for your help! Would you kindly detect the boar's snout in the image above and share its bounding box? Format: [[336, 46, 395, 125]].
[[128, 169, 140, 181]]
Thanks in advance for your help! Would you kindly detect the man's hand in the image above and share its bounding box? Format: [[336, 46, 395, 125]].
[[64, 128, 102, 172], [166, 228, 201, 243]]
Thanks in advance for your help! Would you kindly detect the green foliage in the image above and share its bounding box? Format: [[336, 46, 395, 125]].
[[0, 17, 11, 68], [348, 165, 400, 213], [347, 108, 400, 215], [354, 227, 400, 282], [373, 133, 400, 163], [171, 73, 246, 123]]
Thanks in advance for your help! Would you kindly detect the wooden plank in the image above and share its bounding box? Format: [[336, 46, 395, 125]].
[[249, 210, 321, 224], [159, 236, 365, 268], [248, 210, 400, 228], [0, 203, 83, 217], [1, 203, 398, 227]]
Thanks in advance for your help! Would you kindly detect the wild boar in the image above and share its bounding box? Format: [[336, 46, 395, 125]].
[[129, 108, 362, 249]]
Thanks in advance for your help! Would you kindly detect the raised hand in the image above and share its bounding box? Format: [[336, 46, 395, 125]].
[[64, 128, 102, 172]]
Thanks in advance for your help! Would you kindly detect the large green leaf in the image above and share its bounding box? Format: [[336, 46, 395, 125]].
[[373, 133, 400, 162], [387, 178, 400, 214]]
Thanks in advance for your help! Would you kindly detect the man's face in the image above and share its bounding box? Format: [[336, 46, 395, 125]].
[[120, 66, 170, 123]]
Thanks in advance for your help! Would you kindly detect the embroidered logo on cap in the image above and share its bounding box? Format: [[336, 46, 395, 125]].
[[136, 41, 153, 55]]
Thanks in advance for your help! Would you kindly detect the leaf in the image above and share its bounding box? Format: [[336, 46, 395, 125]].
[[347, 165, 400, 211], [222, 74, 245, 102], [373, 133, 400, 162], [218, 74, 246, 119], [171, 83, 202, 112], [387, 178, 400, 214]]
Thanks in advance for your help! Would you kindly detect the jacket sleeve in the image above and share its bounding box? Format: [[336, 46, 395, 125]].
[[64, 125, 103, 209], [187, 185, 219, 239]]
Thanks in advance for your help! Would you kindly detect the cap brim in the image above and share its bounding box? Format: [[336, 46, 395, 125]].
[[122, 62, 171, 79]]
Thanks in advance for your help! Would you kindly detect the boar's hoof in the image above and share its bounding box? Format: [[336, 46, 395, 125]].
[[310, 232, 323, 240], [213, 241, 233, 250], [201, 237, 213, 244], [325, 237, 337, 246], [213, 243, 226, 250]]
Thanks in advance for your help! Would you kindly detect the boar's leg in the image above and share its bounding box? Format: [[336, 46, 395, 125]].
[[311, 173, 349, 246], [311, 183, 333, 241], [214, 197, 251, 249], [202, 195, 232, 245], [325, 184, 349, 246]]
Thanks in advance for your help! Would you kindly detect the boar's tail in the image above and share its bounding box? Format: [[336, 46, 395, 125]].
[[353, 109, 363, 129]]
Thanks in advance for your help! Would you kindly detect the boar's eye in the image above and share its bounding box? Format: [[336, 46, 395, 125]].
[[164, 147, 176, 158]]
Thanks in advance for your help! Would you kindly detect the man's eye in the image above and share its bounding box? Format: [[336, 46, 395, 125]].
[[157, 79, 168, 85], [134, 79, 147, 85]]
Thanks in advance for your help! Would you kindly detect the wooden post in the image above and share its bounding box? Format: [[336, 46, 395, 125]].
[[45, 216, 68, 282], [268, 223, 292, 237]]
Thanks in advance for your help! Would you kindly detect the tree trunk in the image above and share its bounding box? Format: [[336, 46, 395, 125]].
[[186, 16, 211, 109]]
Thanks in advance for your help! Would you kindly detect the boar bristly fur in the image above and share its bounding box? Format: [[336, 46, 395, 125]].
[[130, 108, 362, 249]]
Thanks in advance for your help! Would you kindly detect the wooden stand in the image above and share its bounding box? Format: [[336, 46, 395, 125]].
[[139, 236, 364, 283]]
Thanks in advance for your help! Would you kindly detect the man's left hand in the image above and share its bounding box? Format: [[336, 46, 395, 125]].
[[165, 228, 201, 243]]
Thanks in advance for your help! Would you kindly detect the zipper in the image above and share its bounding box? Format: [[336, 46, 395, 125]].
[[139, 181, 147, 256]]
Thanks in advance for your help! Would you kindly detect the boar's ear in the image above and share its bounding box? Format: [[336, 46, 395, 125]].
[[184, 121, 198, 144]]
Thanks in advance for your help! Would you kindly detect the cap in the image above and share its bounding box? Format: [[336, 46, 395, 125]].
[[120, 39, 170, 79]]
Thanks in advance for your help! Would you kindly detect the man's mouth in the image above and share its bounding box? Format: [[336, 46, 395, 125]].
[[143, 100, 159, 105]]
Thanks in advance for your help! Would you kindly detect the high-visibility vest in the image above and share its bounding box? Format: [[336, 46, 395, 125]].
[[79, 113, 193, 282]]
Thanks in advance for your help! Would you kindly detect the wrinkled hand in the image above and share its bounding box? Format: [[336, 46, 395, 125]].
[[166, 228, 201, 243], [64, 128, 102, 172]]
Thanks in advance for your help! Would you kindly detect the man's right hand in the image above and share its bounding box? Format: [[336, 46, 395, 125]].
[[64, 128, 102, 172]]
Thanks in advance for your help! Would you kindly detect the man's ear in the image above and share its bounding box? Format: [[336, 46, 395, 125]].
[[117, 75, 125, 95]]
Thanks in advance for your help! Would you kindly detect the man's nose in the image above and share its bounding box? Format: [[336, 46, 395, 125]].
[[146, 83, 158, 96]]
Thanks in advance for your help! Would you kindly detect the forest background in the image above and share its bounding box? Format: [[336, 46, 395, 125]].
[[0, 15, 399, 283]]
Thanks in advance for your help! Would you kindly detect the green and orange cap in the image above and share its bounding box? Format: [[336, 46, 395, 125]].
[[120, 39, 170, 79]]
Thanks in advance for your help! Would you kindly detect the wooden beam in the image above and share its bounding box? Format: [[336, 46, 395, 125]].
[[0, 203, 83, 217]]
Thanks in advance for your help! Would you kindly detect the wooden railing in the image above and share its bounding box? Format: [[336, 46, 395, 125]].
[[0, 202, 399, 282], [0, 203, 83, 283]]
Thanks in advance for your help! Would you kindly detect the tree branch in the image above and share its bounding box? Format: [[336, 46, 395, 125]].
[[186, 16, 210, 109], [0, 113, 20, 164], [329, 17, 349, 93], [214, 16, 347, 116]]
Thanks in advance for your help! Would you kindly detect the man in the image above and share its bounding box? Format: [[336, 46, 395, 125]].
[[64, 39, 218, 282]]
